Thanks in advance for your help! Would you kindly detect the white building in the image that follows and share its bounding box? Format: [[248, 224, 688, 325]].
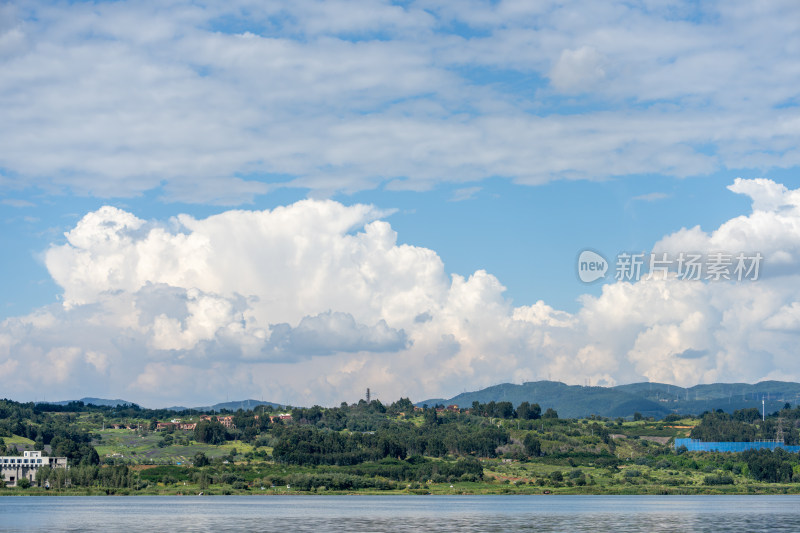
[[1, 450, 68, 487]]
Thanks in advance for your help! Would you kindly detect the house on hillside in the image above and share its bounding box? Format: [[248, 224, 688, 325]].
[[156, 421, 197, 431], [218, 416, 235, 429]]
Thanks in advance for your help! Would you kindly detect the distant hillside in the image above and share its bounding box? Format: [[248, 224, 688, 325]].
[[41, 397, 285, 412], [43, 397, 135, 407], [165, 399, 285, 412], [614, 380, 800, 416], [418, 382, 670, 419], [417, 380, 800, 419]]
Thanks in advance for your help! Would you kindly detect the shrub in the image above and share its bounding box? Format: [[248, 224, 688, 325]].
[[704, 474, 734, 485]]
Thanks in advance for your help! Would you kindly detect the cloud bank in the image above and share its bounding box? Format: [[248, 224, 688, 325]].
[[2, 178, 800, 406], [1, 1, 799, 203]]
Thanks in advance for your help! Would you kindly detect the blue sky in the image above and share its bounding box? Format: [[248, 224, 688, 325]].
[[2, 0, 800, 407]]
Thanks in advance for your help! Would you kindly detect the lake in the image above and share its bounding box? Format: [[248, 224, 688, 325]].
[[2, 495, 800, 532]]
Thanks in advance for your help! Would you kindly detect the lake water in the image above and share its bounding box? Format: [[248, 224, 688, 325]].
[[2, 495, 800, 532]]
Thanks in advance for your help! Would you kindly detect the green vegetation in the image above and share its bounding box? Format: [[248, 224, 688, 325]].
[[690, 405, 800, 444], [2, 397, 800, 495]]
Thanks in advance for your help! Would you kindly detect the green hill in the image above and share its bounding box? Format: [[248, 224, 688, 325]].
[[43, 397, 134, 407], [165, 399, 285, 412], [418, 380, 800, 419]]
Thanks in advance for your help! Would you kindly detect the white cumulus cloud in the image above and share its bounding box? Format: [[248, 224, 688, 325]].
[[2, 178, 800, 406]]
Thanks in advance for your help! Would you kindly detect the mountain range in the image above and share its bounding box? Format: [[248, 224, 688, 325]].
[[164, 399, 284, 412], [41, 397, 284, 412], [44, 397, 135, 408], [418, 380, 800, 419]]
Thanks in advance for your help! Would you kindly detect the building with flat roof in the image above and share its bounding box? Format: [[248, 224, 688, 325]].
[[1, 450, 68, 487]]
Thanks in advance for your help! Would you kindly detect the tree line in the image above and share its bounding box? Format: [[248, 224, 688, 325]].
[[690, 406, 800, 444]]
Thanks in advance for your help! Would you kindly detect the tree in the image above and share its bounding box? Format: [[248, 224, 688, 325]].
[[516, 402, 541, 420], [543, 408, 558, 419], [523, 433, 541, 457], [424, 409, 439, 426], [378, 435, 406, 460], [784, 427, 800, 446], [471, 401, 482, 416], [17, 477, 31, 489], [194, 420, 227, 444], [733, 408, 760, 424], [743, 449, 793, 483], [495, 402, 515, 419], [36, 466, 53, 487], [50, 436, 99, 466], [257, 415, 272, 432], [82, 446, 100, 466], [389, 398, 414, 415], [194, 452, 210, 467]]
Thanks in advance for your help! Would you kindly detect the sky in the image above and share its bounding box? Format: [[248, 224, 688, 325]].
[[2, 0, 800, 408]]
